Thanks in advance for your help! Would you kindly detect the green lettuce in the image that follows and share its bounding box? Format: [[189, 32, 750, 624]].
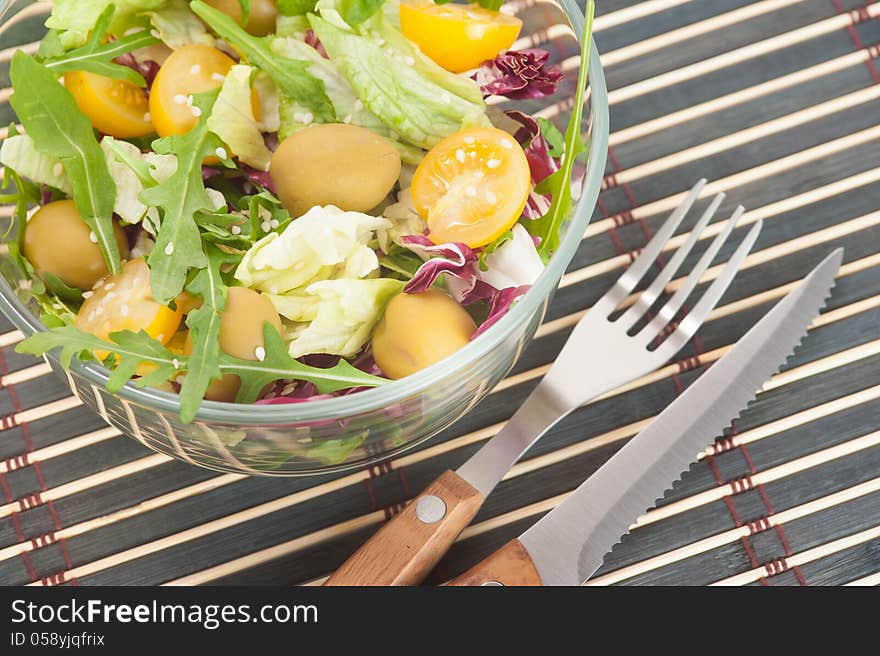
[[284, 278, 403, 358], [235, 204, 391, 294], [45, 0, 167, 49], [0, 134, 72, 195], [207, 65, 274, 171], [147, 0, 215, 48], [309, 14, 489, 149]]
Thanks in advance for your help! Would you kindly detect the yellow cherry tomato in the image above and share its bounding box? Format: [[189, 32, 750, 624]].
[[372, 290, 476, 379], [411, 126, 531, 247], [399, 1, 522, 73], [64, 70, 153, 138], [76, 258, 183, 346], [149, 44, 235, 137]]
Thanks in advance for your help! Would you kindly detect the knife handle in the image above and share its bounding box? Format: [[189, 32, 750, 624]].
[[445, 539, 543, 586], [324, 470, 483, 586]]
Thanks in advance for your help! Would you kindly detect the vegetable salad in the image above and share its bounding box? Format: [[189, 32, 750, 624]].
[[2, 0, 595, 422]]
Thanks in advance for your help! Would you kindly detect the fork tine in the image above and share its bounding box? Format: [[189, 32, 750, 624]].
[[652, 219, 763, 361], [617, 192, 725, 331], [593, 179, 707, 316], [635, 204, 745, 345]]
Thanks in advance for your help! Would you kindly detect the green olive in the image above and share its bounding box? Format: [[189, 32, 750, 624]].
[[185, 286, 283, 402], [372, 290, 476, 380], [23, 200, 129, 291], [204, 0, 278, 36], [270, 123, 402, 217]]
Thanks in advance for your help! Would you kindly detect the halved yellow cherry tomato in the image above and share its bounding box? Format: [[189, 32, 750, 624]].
[[64, 70, 153, 138], [204, 0, 279, 36], [400, 1, 522, 73], [149, 44, 235, 137], [75, 258, 183, 347], [411, 126, 531, 247]]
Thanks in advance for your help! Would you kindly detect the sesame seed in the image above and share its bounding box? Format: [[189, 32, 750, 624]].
[[172, 358, 181, 369], [173, 94, 187, 105], [104, 283, 115, 291], [215, 147, 228, 160], [463, 136, 475, 145], [82, 291, 93, 299], [261, 221, 271, 233], [254, 346, 266, 361], [353, 99, 364, 112], [157, 333, 166, 343], [501, 139, 514, 149], [186, 95, 194, 107], [473, 170, 485, 179], [300, 111, 314, 124], [93, 306, 104, 316], [403, 56, 415, 66], [190, 106, 202, 117], [190, 64, 202, 75], [120, 304, 129, 316], [105, 291, 117, 301], [143, 112, 151, 122], [211, 72, 226, 82], [486, 191, 497, 204], [93, 280, 104, 290], [164, 242, 174, 255], [270, 219, 280, 229], [259, 206, 272, 220], [440, 93, 452, 104], [150, 29, 161, 39], [231, 225, 242, 235], [52, 162, 64, 177], [342, 114, 352, 124], [487, 158, 502, 169], [455, 149, 466, 163], [88, 231, 98, 243]]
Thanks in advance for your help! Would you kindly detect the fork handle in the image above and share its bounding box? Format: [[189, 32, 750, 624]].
[[324, 470, 483, 586]]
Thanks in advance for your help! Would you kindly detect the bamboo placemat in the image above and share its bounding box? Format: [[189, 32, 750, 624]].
[[0, 0, 878, 586]]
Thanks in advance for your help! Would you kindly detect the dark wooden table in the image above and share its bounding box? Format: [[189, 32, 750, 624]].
[[0, 0, 878, 586]]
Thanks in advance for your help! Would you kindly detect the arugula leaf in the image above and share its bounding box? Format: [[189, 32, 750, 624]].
[[277, 0, 317, 15], [238, 0, 252, 22], [190, 0, 335, 122], [308, 433, 368, 465], [226, 323, 388, 403], [17, 322, 389, 422], [339, 0, 385, 25], [526, 0, 595, 262], [434, 0, 503, 11], [536, 117, 565, 158], [141, 91, 221, 304], [178, 245, 232, 422], [41, 5, 160, 86], [9, 52, 122, 275], [42, 272, 85, 303]]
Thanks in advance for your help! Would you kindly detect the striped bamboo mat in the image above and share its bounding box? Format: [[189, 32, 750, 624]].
[[0, 0, 879, 586]]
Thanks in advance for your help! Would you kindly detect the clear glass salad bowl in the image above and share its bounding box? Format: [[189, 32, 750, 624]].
[[0, 0, 609, 475]]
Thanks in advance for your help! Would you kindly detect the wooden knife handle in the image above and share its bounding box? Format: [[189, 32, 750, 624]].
[[445, 539, 543, 586], [324, 470, 483, 586]]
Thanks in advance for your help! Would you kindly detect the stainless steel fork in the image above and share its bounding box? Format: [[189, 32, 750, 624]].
[[326, 179, 761, 586]]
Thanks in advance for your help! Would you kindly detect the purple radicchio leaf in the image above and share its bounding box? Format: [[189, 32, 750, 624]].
[[401, 235, 482, 301], [305, 29, 329, 59], [470, 283, 532, 340], [472, 49, 563, 100], [242, 166, 277, 194], [113, 53, 160, 94], [506, 110, 559, 219]]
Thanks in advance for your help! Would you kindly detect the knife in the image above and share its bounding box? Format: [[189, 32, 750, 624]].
[[445, 249, 842, 585]]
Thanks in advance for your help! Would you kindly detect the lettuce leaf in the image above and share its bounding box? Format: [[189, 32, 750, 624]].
[[45, 0, 167, 49], [234, 205, 390, 294], [285, 277, 404, 358], [309, 14, 489, 149], [148, 0, 215, 48], [207, 64, 274, 171], [0, 134, 72, 195]]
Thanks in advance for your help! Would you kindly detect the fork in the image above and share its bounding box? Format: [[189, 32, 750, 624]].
[[326, 179, 762, 586]]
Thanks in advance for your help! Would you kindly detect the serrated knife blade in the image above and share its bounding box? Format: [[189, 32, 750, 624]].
[[509, 249, 843, 586]]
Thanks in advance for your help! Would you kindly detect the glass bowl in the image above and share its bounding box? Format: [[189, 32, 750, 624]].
[[0, 0, 609, 475]]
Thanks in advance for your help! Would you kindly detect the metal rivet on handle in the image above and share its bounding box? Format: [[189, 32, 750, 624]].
[[481, 581, 503, 586], [415, 495, 447, 524]]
